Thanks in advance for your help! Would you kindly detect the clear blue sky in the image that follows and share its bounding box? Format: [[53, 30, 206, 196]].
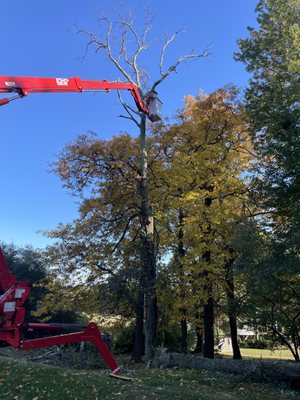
[[0, 0, 258, 248]]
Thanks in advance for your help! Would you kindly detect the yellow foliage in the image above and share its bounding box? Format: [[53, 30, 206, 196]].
[[152, 86, 254, 320]]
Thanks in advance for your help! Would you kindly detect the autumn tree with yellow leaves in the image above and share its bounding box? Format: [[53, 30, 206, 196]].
[[151, 86, 254, 358]]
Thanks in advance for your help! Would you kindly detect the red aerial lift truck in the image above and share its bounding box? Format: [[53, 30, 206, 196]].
[[0, 75, 162, 379], [0, 248, 127, 378]]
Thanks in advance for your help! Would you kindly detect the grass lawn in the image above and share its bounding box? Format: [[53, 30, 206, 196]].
[[0, 356, 299, 400], [222, 348, 294, 361]]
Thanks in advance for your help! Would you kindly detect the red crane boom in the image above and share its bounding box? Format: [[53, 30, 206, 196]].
[[0, 76, 162, 121]]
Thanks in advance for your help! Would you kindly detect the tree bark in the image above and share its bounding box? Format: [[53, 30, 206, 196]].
[[142, 234, 157, 363], [203, 293, 214, 358], [193, 311, 203, 353], [180, 319, 188, 353], [225, 255, 242, 359], [132, 287, 144, 362], [194, 331, 203, 353], [152, 350, 300, 390], [178, 208, 188, 354], [272, 326, 300, 362], [139, 115, 157, 364], [228, 313, 242, 360], [202, 194, 214, 359]]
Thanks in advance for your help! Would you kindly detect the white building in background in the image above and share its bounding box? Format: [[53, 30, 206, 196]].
[[219, 325, 256, 353]]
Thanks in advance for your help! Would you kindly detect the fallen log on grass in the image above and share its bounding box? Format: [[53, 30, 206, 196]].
[[151, 348, 300, 390]]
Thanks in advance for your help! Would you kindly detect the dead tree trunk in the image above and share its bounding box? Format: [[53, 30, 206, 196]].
[[80, 14, 209, 365], [132, 286, 145, 362], [139, 115, 157, 364]]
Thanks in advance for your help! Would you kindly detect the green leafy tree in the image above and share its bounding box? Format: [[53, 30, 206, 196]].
[[232, 221, 300, 361], [235, 0, 300, 218], [235, 0, 300, 361]]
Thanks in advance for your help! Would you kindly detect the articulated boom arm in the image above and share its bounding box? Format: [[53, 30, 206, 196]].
[[0, 247, 127, 379], [0, 76, 161, 121]]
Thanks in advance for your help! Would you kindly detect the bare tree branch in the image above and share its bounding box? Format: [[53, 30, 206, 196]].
[[151, 37, 211, 92], [117, 89, 141, 127], [116, 30, 127, 63], [78, 17, 134, 84], [119, 17, 151, 88], [79, 15, 210, 103], [112, 214, 139, 252], [159, 29, 184, 76]]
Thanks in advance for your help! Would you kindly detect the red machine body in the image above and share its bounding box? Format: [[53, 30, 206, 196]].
[[0, 248, 123, 377], [0, 76, 161, 121]]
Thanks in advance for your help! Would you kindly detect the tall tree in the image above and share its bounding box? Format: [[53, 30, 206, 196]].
[[235, 0, 300, 360], [47, 133, 146, 360], [235, 0, 300, 218], [76, 12, 209, 362], [152, 87, 253, 357]]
